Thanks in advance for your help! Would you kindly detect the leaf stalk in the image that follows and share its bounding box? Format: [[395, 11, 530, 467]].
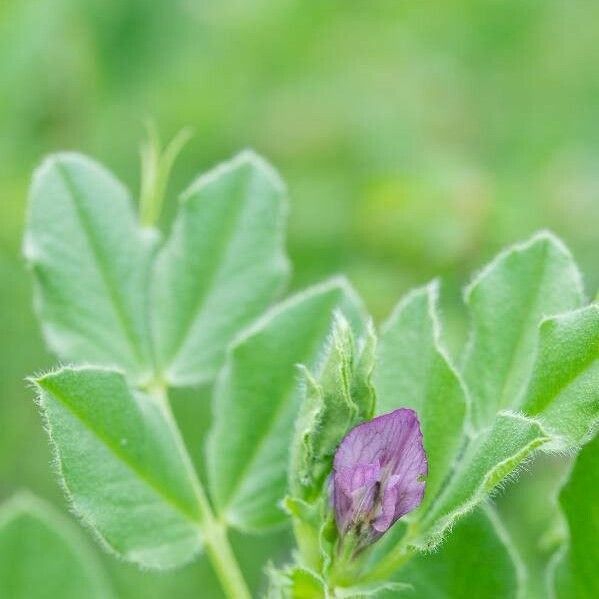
[[148, 384, 251, 599]]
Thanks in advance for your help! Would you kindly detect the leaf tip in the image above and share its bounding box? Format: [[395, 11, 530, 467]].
[[237, 148, 287, 189]]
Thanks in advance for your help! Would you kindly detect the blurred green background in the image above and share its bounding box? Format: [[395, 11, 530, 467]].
[[1, 0, 598, 597]]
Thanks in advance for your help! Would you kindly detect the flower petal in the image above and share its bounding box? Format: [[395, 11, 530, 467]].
[[332, 408, 428, 544]]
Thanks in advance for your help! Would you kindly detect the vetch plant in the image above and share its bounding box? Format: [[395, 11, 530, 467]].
[[22, 135, 599, 598]]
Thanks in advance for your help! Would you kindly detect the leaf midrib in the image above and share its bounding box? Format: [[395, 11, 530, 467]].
[[216, 298, 339, 517], [467, 241, 552, 426], [527, 330, 599, 417], [163, 169, 255, 370], [56, 162, 145, 366], [495, 242, 551, 413], [39, 378, 201, 526]]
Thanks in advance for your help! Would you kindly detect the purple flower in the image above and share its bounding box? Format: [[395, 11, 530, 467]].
[[331, 408, 427, 548]]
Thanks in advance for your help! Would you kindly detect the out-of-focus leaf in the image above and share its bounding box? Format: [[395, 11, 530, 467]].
[[207, 278, 364, 532], [375, 281, 466, 512], [495, 454, 572, 599], [0, 492, 113, 599], [551, 433, 599, 599], [286, 567, 326, 599], [266, 564, 326, 599], [269, 565, 408, 598], [393, 508, 520, 599], [290, 314, 376, 502], [523, 305, 599, 448], [152, 151, 290, 386], [33, 367, 203, 569], [462, 232, 584, 429], [24, 154, 157, 382]]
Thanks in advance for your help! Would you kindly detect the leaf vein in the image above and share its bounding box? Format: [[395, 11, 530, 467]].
[[56, 161, 144, 365], [38, 379, 201, 526]]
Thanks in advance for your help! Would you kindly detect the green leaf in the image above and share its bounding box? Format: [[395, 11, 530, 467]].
[[286, 567, 327, 599], [290, 314, 376, 502], [207, 278, 364, 532], [375, 281, 467, 512], [33, 367, 204, 569], [462, 232, 584, 429], [0, 492, 113, 599], [361, 235, 593, 574], [551, 433, 599, 599], [495, 454, 572, 599], [406, 303, 598, 552], [24, 153, 157, 382], [266, 565, 326, 599], [152, 151, 290, 386], [335, 581, 410, 598], [522, 305, 599, 448], [417, 413, 548, 547], [394, 507, 520, 599]]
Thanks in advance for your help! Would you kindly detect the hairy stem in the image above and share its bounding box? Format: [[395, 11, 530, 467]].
[[149, 383, 251, 599]]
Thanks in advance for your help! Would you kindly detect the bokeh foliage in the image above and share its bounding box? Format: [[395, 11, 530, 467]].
[[2, 1, 599, 597]]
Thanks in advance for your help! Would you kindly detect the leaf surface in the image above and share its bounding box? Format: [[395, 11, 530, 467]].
[[551, 433, 599, 599], [25, 153, 157, 381], [394, 508, 520, 598], [152, 151, 289, 386], [375, 282, 467, 512], [0, 493, 113, 599], [523, 305, 599, 447], [412, 304, 599, 550], [34, 367, 203, 569], [462, 232, 584, 429], [495, 454, 571, 599]]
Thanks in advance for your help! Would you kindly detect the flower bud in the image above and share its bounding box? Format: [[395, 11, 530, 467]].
[[331, 408, 427, 549]]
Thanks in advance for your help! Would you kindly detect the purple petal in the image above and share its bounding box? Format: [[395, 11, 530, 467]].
[[373, 474, 401, 533], [331, 408, 427, 545], [333, 463, 380, 532], [336, 463, 380, 495]]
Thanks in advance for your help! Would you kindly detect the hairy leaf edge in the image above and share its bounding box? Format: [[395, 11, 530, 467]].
[[29, 365, 203, 571]]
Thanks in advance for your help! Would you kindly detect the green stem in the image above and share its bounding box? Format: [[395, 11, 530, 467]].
[[360, 534, 416, 583], [148, 383, 251, 599], [203, 521, 252, 599]]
